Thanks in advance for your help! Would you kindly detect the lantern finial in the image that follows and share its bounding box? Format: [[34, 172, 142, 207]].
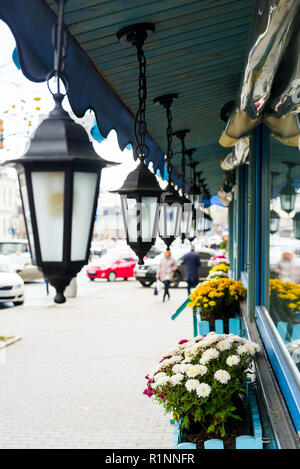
[[113, 24, 162, 263]]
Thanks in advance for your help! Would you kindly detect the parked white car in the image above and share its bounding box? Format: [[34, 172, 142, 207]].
[[0, 240, 43, 282], [0, 256, 24, 306]]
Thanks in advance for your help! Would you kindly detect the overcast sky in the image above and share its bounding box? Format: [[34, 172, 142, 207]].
[[0, 20, 139, 196]]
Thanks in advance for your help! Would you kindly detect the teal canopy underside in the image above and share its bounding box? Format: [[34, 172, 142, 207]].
[[46, 0, 257, 196], [1, 0, 278, 197]]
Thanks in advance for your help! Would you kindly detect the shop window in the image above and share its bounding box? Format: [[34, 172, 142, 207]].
[[269, 141, 300, 372]]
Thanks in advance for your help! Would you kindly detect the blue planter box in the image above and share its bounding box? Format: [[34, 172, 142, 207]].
[[171, 383, 263, 450]]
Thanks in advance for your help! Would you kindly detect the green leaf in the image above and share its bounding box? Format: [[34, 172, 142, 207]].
[[207, 425, 215, 433]]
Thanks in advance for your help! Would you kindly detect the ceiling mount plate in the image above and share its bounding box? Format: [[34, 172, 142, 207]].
[[173, 129, 190, 140], [153, 93, 178, 108], [185, 148, 196, 157], [189, 161, 199, 169], [116, 23, 155, 46]]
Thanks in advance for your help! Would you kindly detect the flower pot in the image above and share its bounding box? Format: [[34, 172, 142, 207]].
[[172, 383, 263, 450], [198, 316, 242, 337], [145, 332, 261, 451]]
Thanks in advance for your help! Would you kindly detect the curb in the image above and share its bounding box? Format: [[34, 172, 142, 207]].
[[0, 336, 22, 350]]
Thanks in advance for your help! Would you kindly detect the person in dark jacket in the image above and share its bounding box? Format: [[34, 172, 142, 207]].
[[183, 246, 201, 295]]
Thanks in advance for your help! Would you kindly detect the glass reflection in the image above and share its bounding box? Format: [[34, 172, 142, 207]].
[[269, 142, 300, 371]]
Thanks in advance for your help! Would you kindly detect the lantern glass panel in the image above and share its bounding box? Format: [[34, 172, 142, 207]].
[[31, 171, 65, 262], [205, 218, 212, 232], [19, 173, 36, 264], [270, 211, 280, 233], [294, 214, 300, 240], [191, 193, 201, 209], [71, 171, 98, 261], [181, 204, 192, 237], [160, 203, 181, 238], [280, 186, 296, 213], [141, 196, 158, 242], [122, 197, 138, 242]]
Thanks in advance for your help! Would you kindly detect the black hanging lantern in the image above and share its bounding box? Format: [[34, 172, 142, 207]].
[[280, 162, 297, 214], [153, 94, 183, 249], [270, 209, 280, 234], [113, 23, 163, 264], [186, 160, 202, 243], [184, 207, 199, 242], [293, 211, 300, 240], [173, 129, 192, 243], [200, 212, 213, 233], [187, 154, 202, 209], [270, 171, 280, 201], [2, 0, 115, 303]]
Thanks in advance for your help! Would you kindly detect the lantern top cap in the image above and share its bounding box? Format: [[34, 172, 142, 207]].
[[116, 23, 155, 47], [161, 182, 183, 205], [112, 159, 163, 196]]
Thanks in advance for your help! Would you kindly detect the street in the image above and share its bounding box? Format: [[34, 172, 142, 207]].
[[0, 273, 191, 449]]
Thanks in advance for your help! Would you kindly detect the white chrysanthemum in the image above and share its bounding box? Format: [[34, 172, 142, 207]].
[[198, 334, 219, 349], [154, 372, 167, 382], [184, 349, 194, 359], [172, 364, 182, 374], [168, 355, 183, 364], [200, 348, 220, 364], [216, 339, 233, 351], [237, 344, 248, 355], [194, 335, 203, 342], [214, 369, 231, 384], [185, 364, 208, 377], [169, 373, 184, 386], [176, 364, 187, 373], [154, 362, 167, 372], [185, 379, 200, 392], [196, 382, 211, 398], [197, 365, 208, 376], [232, 336, 246, 344], [244, 342, 257, 355], [205, 332, 219, 343], [182, 357, 193, 364], [162, 348, 177, 358], [226, 355, 240, 366], [190, 345, 201, 356], [161, 358, 173, 367], [185, 365, 199, 378], [156, 375, 169, 386]]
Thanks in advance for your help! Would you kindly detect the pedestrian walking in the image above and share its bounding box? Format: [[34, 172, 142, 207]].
[[183, 246, 201, 295], [156, 250, 177, 302], [273, 251, 300, 284]]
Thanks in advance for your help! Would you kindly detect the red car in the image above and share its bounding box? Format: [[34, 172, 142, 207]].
[[87, 253, 137, 281]]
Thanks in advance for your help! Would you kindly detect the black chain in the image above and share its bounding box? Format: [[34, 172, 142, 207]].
[[165, 103, 173, 183], [180, 138, 186, 193], [49, 0, 68, 95], [134, 44, 149, 161]]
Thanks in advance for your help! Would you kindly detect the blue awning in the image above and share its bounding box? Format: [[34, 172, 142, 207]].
[[0, 0, 256, 201], [0, 0, 174, 181]]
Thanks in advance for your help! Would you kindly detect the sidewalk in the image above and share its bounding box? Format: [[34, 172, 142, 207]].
[[0, 277, 192, 449]]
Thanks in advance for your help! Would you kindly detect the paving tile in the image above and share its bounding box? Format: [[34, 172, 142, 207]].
[[0, 276, 191, 449]]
